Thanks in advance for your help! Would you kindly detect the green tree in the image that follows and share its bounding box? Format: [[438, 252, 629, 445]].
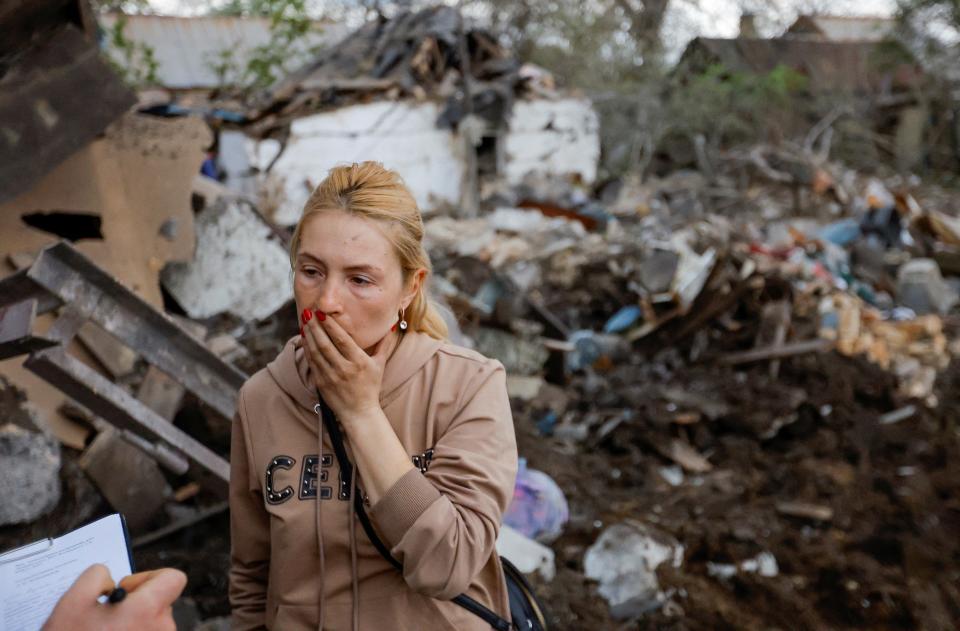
[[208, 0, 326, 91], [105, 14, 160, 87], [92, 0, 151, 13]]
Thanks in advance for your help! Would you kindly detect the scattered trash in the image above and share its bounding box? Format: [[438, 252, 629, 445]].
[[658, 465, 684, 487], [707, 551, 779, 579], [878, 404, 917, 425], [496, 524, 556, 582], [776, 501, 834, 522], [503, 458, 569, 543], [603, 305, 644, 334], [584, 521, 684, 619], [895, 258, 959, 316]]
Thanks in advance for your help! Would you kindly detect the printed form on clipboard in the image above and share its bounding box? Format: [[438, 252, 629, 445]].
[[0, 513, 134, 631]]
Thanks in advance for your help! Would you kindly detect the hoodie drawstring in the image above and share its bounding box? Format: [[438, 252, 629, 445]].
[[315, 401, 361, 631], [349, 460, 360, 631], [315, 404, 326, 631]]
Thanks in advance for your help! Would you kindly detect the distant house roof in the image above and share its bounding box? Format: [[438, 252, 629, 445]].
[[678, 37, 920, 94], [98, 14, 348, 89], [785, 15, 895, 42]]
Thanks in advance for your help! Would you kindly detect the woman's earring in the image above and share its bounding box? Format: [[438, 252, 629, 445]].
[[399, 308, 408, 331]]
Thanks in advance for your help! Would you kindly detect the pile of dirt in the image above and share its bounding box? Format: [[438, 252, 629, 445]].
[[515, 352, 960, 630]]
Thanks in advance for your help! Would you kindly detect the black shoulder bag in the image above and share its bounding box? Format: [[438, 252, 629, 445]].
[[316, 394, 548, 631]]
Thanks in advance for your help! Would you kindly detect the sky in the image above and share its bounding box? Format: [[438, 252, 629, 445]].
[[144, 0, 901, 61], [148, 0, 899, 30]]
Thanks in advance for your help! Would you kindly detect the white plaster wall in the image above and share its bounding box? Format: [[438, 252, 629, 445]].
[[503, 98, 601, 186], [251, 101, 464, 226], [161, 199, 292, 321]]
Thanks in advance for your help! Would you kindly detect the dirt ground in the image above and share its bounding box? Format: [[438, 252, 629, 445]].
[[516, 352, 960, 630]]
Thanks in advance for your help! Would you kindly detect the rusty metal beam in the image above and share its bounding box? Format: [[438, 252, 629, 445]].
[[25, 346, 230, 482], [0, 299, 58, 360], [0, 268, 60, 312], [25, 241, 246, 419]]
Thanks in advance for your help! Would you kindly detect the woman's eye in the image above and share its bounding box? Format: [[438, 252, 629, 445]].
[[301, 267, 320, 277], [351, 276, 372, 286]]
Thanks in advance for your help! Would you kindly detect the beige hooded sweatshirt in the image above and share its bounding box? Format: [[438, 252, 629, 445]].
[[229, 330, 519, 631]]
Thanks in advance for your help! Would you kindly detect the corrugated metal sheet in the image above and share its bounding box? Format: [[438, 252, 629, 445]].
[[98, 14, 348, 89]]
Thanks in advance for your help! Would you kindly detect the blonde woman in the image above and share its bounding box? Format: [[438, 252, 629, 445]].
[[229, 162, 519, 630]]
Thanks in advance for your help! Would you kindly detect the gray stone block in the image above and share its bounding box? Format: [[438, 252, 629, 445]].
[[0, 423, 61, 525]]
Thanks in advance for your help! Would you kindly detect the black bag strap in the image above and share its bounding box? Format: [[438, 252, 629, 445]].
[[316, 394, 513, 631]]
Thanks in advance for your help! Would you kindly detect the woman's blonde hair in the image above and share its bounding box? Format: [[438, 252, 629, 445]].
[[289, 161, 448, 340]]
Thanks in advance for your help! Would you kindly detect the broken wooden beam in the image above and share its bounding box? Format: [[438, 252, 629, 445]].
[[756, 300, 791, 379], [719, 338, 832, 366], [776, 501, 834, 522]]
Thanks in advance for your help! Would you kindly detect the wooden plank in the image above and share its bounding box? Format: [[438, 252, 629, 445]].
[[720, 338, 832, 365]]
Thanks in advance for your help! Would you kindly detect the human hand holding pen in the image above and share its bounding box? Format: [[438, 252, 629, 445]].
[[42, 564, 186, 631]]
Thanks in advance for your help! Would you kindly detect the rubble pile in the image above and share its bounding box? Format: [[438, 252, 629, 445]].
[[3, 143, 960, 628], [2, 4, 959, 628], [418, 160, 960, 628]]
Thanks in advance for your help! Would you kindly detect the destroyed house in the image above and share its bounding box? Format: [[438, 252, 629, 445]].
[[674, 24, 927, 169], [676, 36, 921, 96], [225, 6, 601, 225], [1, 0, 244, 483], [784, 14, 895, 42]]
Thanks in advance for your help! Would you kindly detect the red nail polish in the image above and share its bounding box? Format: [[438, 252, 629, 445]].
[[302, 308, 312, 322], [391, 322, 397, 332], [316, 310, 326, 321]]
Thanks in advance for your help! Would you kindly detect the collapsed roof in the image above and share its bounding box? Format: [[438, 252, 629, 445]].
[[245, 6, 533, 137]]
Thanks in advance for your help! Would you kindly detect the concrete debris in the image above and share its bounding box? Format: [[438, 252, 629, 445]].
[[162, 197, 293, 321], [219, 6, 600, 225], [584, 521, 684, 619], [896, 258, 959, 315], [472, 327, 549, 376], [79, 427, 171, 532], [0, 423, 61, 526], [505, 375, 545, 401]]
